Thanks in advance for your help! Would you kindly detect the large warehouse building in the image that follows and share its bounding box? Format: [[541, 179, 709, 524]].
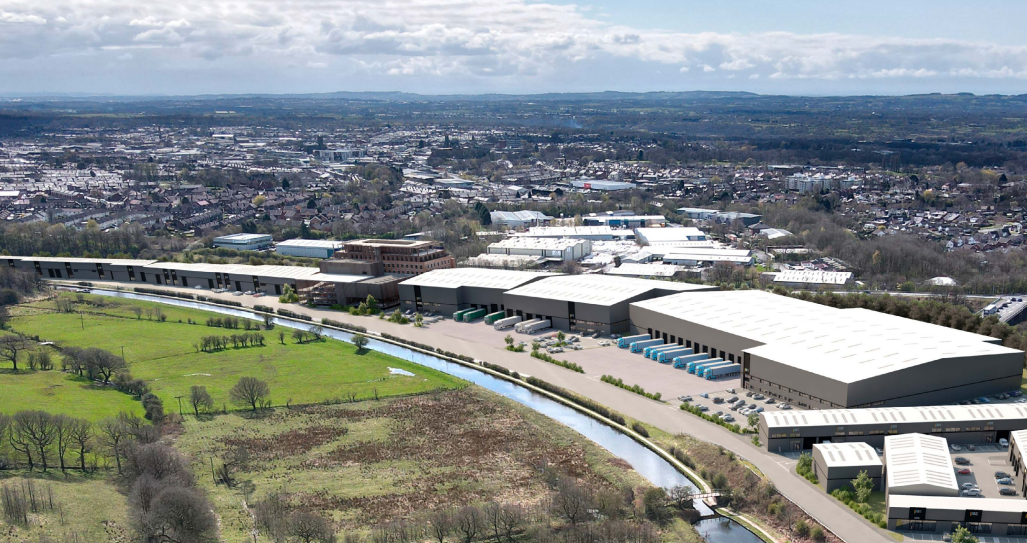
[[760, 403, 1027, 452], [501, 274, 713, 335], [631, 290, 1022, 410], [397, 268, 558, 315]]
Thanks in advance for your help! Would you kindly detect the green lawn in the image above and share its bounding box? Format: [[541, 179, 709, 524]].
[[8, 295, 464, 414], [0, 370, 144, 421]]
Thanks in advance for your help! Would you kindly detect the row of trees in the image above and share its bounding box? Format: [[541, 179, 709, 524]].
[[197, 332, 266, 352]]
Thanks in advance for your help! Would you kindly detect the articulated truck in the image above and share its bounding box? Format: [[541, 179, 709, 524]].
[[705, 363, 742, 380], [452, 309, 472, 322], [515, 318, 542, 333], [695, 360, 731, 378], [672, 353, 709, 371], [630, 338, 664, 353], [493, 315, 522, 330], [644, 343, 677, 359], [520, 319, 551, 334], [657, 347, 693, 364], [461, 308, 488, 322], [618, 334, 650, 348], [484, 311, 507, 325]]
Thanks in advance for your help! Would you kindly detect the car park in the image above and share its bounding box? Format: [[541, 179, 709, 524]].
[[780, 404, 792, 410], [1001, 488, 1018, 496], [753, 394, 765, 400], [999, 438, 1009, 447], [962, 483, 979, 490], [765, 398, 776, 404], [698, 405, 709, 412], [967, 444, 976, 451], [713, 397, 724, 404]]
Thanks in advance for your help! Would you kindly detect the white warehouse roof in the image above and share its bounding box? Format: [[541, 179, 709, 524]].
[[764, 402, 1027, 430], [813, 442, 882, 468], [399, 268, 559, 290], [276, 239, 345, 249], [634, 227, 707, 245], [632, 290, 1017, 384], [884, 434, 959, 496], [504, 274, 709, 306]]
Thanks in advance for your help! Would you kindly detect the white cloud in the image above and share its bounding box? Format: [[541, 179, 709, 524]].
[[0, 0, 1025, 93]]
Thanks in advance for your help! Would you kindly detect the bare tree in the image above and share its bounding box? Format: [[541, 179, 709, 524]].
[[553, 477, 592, 525], [498, 505, 525, 542], [289, 510, 337, 543], [14, 411, 57, 472], [84, 348, 126, 384], [138, 486, 218, 543], [0, 335, 24, 371], [309, 325, 325, 341], [454, 506, 483, 543], [130, 306, 143, 320], [98, 416, 129, 474], [189, 385, 214, 416], [67, 418, 92, 472], [55, 297, 75, 313], [428, 508, 454, 543], [254, 489, 290, 543], [53, 414, 73, 472], [278, 330, 286, 345], [230, 377, 270, 412]]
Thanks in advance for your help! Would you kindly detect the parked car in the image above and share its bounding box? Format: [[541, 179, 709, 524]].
[[1001, 488, 1018, 496], [962, 482, 979, 490], [955, 457, 971, 465], [961, 489, 981, 497], [996, 471, 1011, 479], [678, 395, 692, 402], [999, 438, 1009, 447], [727, 396, 738, 403], [755, 407, 764, 413], [765, 398, 776, 404], [193, 285, 204, 289], [730, 404, 741, 411], [726, 388, 736, 394], [700, 393, 709, 399], [597, 340, 610, 346], [232, 291, 244, 296], [967, 444, 976, 451], [713, 397, 724, 404], [722, 415, 735, 423], [780, 404, 792, 410], [1012, 390, 1023, 397], [748, 404, 757, 410], [998, 478, 1014, 485], [950, 444, 962, 452], [745, 391, 754, 398], [957, 468, 971, 475], [697, 405, 709, 412], [753, 394, 765, 400]]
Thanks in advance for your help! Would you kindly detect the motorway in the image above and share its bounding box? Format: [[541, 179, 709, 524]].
[[88, 282, 894, 543]]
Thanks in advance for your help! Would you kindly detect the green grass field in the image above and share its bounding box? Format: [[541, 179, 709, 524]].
[[6, 294, 464, 415], [0, 370, 144, 420]]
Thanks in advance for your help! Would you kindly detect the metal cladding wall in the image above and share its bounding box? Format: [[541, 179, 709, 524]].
[[627, 303, 757, 362], [748, 351, 1024, 412], [398, 284, 509, 315], [503, 290, 676, 335]]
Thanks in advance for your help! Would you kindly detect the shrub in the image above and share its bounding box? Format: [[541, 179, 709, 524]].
[[599, 375, 661, 400], [631, 421, 649, 438], [525, 376, 626, 425], [530, 351, 584, 373]]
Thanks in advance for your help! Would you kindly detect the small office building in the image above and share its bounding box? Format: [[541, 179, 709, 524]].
[[501, 274, 713, 335], [275, 239, 345, 259], [884, 434, 958, 498], [212, 233, 273, 251], [888, 494, 1027, 535], [398, 268, 558, 315], [1009, 430, 1027, 498], [812, 442, 883, 493]]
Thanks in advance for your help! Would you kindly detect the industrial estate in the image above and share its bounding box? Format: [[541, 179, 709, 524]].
[[13, 235, 1027, 539]]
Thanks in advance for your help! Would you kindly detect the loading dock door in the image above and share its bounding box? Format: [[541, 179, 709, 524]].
[[235, 281, 242, 291], [208, 279, 215, 289], [274, 284, 282, 295]]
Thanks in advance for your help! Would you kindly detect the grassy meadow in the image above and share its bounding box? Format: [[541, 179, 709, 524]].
[[5, 293, 464, 415]]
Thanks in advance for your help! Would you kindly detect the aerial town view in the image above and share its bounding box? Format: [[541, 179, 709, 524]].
[[1, 2, 1027, 543]]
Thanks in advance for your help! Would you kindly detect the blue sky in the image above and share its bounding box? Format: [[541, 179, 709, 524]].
[[0, 0, 1025, 96]]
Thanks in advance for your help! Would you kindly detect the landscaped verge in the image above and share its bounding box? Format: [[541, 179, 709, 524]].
[[600, 375, 662, 400]]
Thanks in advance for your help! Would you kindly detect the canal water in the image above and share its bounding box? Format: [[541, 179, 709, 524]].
[[84, 289, 764, 542]]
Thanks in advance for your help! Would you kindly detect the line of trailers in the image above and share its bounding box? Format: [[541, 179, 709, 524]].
[[450, 310, 553, 334], [616, 334, 741, 380]]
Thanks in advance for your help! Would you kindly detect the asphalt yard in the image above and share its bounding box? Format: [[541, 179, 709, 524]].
[[950, 444, 1021, 500], [427, 318, 739, 400]]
